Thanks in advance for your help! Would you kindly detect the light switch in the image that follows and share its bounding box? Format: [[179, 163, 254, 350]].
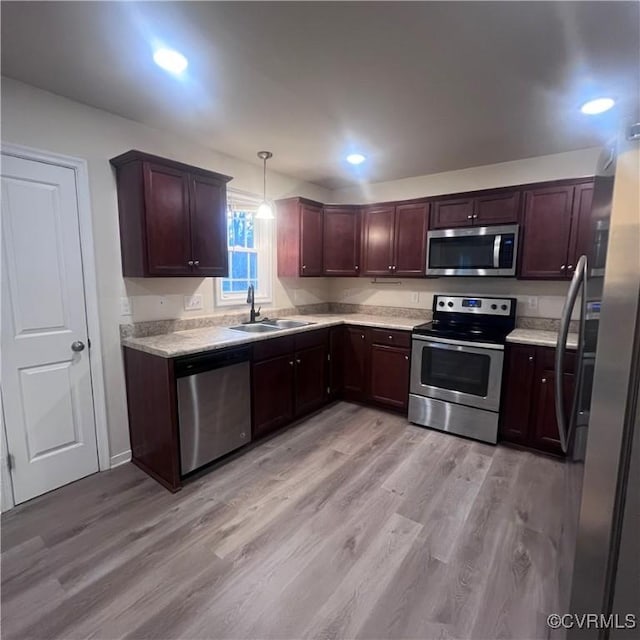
[[120, 297, 132, 316]]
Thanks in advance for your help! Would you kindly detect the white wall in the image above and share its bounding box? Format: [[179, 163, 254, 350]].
[[1, 77, 331, 459], [330, 148, 600, 204], [328, 147, 599, 316]]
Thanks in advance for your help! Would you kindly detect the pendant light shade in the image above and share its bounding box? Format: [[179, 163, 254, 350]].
[[255, 151, 274, 220]]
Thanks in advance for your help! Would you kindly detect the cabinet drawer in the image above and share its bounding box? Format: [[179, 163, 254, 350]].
[[369, 328, 411, 348], [252, 336, 294, 362], [294, 328, 328, 351], [539, 345, 575, 372]]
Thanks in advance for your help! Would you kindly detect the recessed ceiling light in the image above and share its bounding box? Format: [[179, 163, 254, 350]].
[[346, 153, 366, 165], [580, 97, 615, 115], [153, 48, 188, 75]]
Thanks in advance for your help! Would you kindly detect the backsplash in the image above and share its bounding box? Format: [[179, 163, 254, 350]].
[[120, 303, 330, 338], [120, 300, 576, 339]]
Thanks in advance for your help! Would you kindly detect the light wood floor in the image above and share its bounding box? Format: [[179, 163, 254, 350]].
[[1, 402, 567, 640]]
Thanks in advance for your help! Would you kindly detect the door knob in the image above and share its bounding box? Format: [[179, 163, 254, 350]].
[[71, 340, 85, 352]]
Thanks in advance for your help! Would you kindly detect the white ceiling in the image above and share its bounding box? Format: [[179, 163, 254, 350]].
[[1, 2, 638, 189]]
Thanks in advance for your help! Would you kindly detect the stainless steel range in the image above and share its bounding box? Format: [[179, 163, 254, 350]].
[[408, 294, 517, 444]]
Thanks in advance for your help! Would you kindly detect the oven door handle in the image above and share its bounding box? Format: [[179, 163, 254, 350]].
[[493, 235, 501, 268], [412, 334, 504, 351]]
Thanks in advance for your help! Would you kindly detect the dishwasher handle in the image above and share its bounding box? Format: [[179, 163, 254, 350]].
[[174, 347, 250, 378]]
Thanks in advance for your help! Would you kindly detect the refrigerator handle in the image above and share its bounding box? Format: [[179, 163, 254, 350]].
[[555, 254, 587, 453]]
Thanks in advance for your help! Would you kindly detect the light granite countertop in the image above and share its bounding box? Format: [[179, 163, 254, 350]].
[[506, 328, 578, 349], [121, 313, 421, 358]]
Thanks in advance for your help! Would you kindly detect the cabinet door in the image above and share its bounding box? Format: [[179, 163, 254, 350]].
[[430, 197, 474, 229], [343, 327, 369, 401], [499, 345, 537, 445], [370, 345, 410, 411], [361, 206, 396, 276], [474, 190, 521, 226], [328, 326, 345, 399], [530, 367, 574, 456], [323, 207, 361, 276], [252, 355, 294, 439], [520, 185, 574, 279], [393, 203, 429, 277], [189, 174, 228, 277], [300, 202, 323, 276], [143, 162, 192, 275], [294, 345, 327, 417], [568, 182, 595, 273]]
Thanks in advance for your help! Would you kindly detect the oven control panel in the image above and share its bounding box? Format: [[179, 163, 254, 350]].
[[433, 295, 514, 316]]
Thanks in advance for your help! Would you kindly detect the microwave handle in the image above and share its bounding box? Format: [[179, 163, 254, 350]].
[[493, 235, 501, 269]]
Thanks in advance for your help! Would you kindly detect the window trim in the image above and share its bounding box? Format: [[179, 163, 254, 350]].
[[215, 189, 273, 308]]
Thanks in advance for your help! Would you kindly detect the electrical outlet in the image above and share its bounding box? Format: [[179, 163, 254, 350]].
[[184, 294, 203, 311], [527, 296, 539, 312], [120, 297, 132, 316], [410, 291, 420, 304]]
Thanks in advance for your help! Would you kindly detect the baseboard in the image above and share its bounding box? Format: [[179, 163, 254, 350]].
[[110, 450, 132, 468]]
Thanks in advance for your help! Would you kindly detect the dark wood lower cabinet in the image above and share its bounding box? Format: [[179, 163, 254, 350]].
[[294, 345, 328, 416], [499, 343, 575, 456], [369, 344, 410, 411], [252, 354, 295, 439], [328, 326, 345, 399], [343, 327, 369, 401]]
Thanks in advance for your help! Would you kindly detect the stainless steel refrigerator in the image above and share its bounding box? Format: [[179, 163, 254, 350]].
[[554, 130, 640, 638]]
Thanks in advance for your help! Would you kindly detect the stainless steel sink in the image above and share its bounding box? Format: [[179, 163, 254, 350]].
[[227, 323, 281, 334], [262, 319, 315, 329]]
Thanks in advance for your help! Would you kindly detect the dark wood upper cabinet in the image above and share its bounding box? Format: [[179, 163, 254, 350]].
[[569, 182, 595, 268], [394, 203, 429, 277], [430, 197, 475, 229], [361, 202, 429, 277], [110, 150, 232, 277], [323, 206, 361, 276], [430, 188, 520, 230], [361, 206, 396, 276], [475, 190, 521, 226], [276, 197, 324, 277], [189, 173, 228, 277], [519, 185, 575, 279]]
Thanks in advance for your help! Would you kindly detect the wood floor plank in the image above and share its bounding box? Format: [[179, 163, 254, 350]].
[[1, 402, 567, 640]]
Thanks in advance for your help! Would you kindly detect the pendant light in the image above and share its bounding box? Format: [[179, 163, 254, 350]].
[[255, 151, 274, 219]]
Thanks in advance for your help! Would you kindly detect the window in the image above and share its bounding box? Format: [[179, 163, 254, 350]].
[[216, 190, 273, 306]]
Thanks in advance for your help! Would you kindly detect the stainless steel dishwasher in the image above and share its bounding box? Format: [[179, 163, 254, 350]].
[[175, 347, 251, 475]]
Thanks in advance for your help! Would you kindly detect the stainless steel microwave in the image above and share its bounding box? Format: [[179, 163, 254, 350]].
[[426, 224, 519, 277]]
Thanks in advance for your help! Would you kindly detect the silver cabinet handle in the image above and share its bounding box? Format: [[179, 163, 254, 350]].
[[567, 264, 573, 270], [355, 265, 359, 270], [289, 361, 294, 366], [302, 265, 306, 270], [71, 340, 85, 352], [388, 265, 393, 270], [193, 260, 200, 266], [528, 355, 534, 362], [388, 335, 393, 340], [361, 334, 365, 339], [541, 378, 547, 383], [188, 260, 194, 266], [404, 355, 409, 360], [560, 264, 566, 271], [296, 358, 301, 364], [467, 214, 473, 220], [473, 214, 478, 219]]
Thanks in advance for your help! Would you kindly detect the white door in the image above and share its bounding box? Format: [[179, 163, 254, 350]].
[[1, 154, 99, 504]]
